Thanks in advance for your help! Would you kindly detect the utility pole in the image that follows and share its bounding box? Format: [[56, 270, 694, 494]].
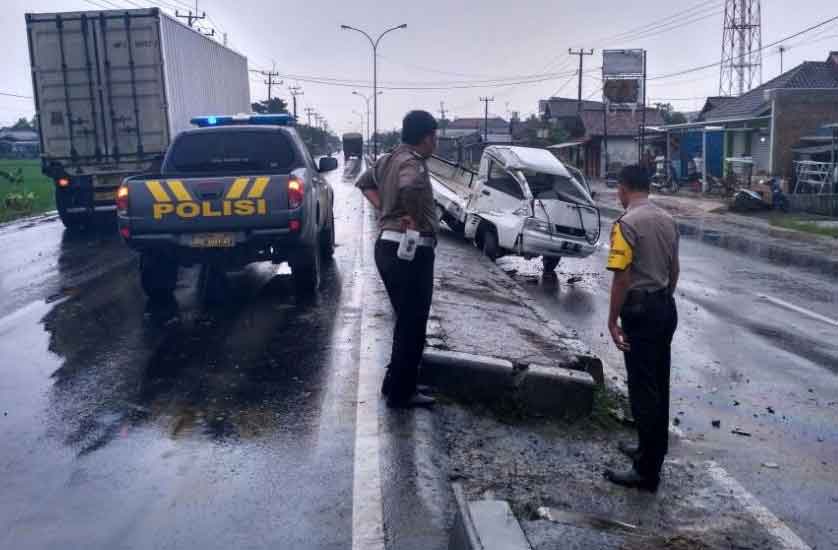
[[176, 1, 206, 27], [288, 86, 303, 120], [261, 70, 281, 102], [568, 48, 594, 113], [439, 101, 448, 137], [304, 107, 316, 127], [479, 97, 494, 143]]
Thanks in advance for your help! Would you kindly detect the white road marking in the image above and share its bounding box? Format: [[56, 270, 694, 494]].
[[705, 461, 812, 550], [352, 196, 386, 550], [757, 294, 838, 328]]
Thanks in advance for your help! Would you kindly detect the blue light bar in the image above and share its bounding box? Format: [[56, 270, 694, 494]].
[[190, 113, 296, 127]]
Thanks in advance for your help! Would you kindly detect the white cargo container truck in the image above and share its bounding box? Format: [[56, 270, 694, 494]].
[[25, 8, 251, 229]]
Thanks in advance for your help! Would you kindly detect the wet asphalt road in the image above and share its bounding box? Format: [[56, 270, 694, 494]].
[[499, 215, 838, 549], [0, 160, 448, 550]]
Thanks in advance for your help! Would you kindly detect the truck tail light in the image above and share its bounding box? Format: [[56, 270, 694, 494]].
[[287, 177, 304, 209], [289, 219, 301, 232], [119, 226, 130, 239], [56, 177, 70, 188], [116, 184, 129, 214]]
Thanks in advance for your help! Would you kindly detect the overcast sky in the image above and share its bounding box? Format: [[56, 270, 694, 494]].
[[3, 0, 838, 134]]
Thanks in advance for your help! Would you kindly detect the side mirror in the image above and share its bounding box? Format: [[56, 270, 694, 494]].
[[318, 156, 338, 172]]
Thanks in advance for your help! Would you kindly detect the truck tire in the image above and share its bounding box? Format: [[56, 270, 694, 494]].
[[292, 242, 321, 297], [140, 252, 178, 301], [56, 190, 89, 231], [319, 213, 335, 259], [542, 256, 561, 272], [481, 227, 500, 261]]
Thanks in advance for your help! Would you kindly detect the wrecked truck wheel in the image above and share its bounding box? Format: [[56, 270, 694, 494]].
[[481, 228, 500, 261], [140, 252, 178, 301], [542, 256, 561, 272]]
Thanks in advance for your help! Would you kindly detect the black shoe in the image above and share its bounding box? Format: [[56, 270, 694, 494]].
[[386, 392, 436, 409], [603, 468, 659, 493], [617, 441, 640, 462], [381, 377, 431, 397]]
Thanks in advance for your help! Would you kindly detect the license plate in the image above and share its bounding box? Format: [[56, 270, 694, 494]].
[[190, 233, 235, 248], [94, 191, 116, 202]]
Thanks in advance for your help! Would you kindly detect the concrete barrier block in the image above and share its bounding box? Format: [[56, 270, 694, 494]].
[[519, 364, 595, 420], [420, 350, 516, 404]]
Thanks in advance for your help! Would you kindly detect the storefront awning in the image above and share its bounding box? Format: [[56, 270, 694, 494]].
[[547, 140, 587, 150]]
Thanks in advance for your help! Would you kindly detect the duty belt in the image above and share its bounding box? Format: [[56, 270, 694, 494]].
[[379, 230, 436, 248]]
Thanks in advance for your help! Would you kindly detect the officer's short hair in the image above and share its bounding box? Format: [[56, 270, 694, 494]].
[[402, 111, 438, 146], [619, 164, 650, 192]]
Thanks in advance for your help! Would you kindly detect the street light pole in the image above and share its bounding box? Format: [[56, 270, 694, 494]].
[[341, 23, 407, 158], [353, 90, 382, 149]]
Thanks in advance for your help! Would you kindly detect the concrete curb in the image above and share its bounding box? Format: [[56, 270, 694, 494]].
[[599, 204, 838, 278], [421, 350, 595, 420], [449, 483, 532, 550], [449, 483, 482, 550]]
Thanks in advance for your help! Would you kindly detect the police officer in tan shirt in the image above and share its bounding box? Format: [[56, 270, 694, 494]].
[[356, 111, 438, 408], [605, 165, 680, 492]]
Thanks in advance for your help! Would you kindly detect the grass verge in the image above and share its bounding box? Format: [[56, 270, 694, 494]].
[[770, 214, 838, 238], [0, 159, 54, 223]]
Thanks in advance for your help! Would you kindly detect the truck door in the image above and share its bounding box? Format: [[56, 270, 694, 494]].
[[471, 159, 527, 249]]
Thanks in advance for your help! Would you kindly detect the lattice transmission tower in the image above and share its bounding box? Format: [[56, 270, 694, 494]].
[[719, 0, 763, 96]]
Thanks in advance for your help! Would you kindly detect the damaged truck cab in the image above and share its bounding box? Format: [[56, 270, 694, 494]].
[[431, 146, 600, 271]]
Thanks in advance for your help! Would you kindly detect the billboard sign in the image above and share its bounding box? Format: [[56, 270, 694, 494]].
[[603, 79, 641, 104], [603, 49, 644, 76]]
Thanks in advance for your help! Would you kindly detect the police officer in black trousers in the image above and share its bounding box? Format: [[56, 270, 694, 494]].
[[605, 165, 680, 492], [356, 111, 439, 408]]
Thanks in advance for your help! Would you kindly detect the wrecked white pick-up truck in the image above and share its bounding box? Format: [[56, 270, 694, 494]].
[[428, 146, 601, 272]]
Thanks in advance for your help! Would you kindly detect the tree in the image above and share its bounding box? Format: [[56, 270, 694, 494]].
[[11, 118, 33, 131], [655, 103, 687, 125], [251, 98, 289, 114]]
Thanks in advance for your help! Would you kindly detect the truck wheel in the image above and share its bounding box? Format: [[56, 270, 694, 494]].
[[140, 252, 178, 301], [56, 190, 89, 231], [319, 214, 335, 259], [481, 227, 500, 261], [292, 243, 321, 297], [542, 256, 561, 272]]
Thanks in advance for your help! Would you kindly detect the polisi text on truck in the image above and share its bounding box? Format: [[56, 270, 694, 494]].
[[146, 177, 270, 220]]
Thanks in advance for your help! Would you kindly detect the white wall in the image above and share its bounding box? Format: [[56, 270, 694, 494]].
[[601, 137, 638, 175]]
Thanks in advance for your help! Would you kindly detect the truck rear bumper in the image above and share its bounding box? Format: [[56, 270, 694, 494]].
[[125, 229, 309, 267], [520, 229, 598, 259]]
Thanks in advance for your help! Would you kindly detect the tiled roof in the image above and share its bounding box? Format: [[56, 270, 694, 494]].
[[447, 117, 508, 131], [580, 108, 665, 137], [540, 97, 603, 119], [705, 59, 838, 121]]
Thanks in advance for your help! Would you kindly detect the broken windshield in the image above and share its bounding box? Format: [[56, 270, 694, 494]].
[[520, 170, 591, 204]]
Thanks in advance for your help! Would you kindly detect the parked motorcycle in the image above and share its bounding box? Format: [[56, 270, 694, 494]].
[[650, 158, 679, 194]]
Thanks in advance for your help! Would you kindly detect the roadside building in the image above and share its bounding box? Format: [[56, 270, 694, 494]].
[[657, 52, 838, 186], [0, 128, 40, 159], [437, 117, 511, 167], [539, 97, 664, 177]]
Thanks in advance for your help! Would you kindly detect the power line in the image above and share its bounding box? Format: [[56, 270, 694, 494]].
[[650, 14, 838, 81], [0, 91, 33, 99]]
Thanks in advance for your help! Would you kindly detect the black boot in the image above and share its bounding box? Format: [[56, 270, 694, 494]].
[[617, 441, 641, 462], [386, 392, 436, 409], [603, 467, 659, 492]]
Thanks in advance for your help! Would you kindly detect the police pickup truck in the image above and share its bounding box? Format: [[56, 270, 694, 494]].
[[117, 113, 338, 299]]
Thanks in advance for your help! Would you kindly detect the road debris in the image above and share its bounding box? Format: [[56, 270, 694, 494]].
[[766, 406, 775, 414], [712, 420, 721, 428], [761, 462, 780, 469], [731, 428, 752, 437]]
